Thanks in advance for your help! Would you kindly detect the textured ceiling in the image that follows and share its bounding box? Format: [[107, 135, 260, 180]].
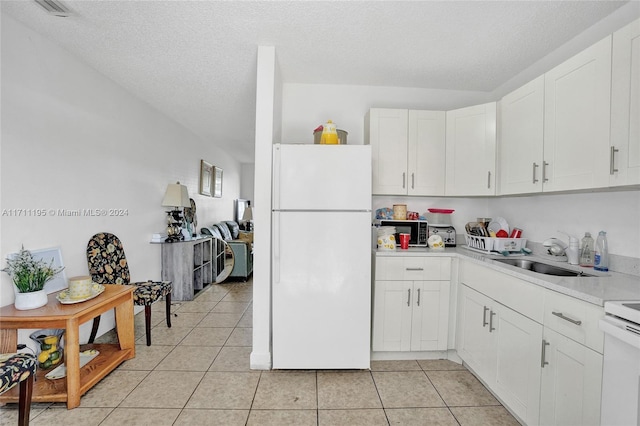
[[1, 0, 633, 163]]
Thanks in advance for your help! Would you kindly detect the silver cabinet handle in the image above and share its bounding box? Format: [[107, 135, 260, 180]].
[[543, 161, 549, 182], [541, 339, 550, 368], [402, 172, 406, 189], [407, 289, 411, 307], [411, 173, 415, 189], [487, 171, 491, 189], [552, 311, 582, 326], [489, 310, 496, 332], [406, 267, 424, 271], [532, 162, 539, 183], [610, 146, 619, 175], [483, 306, 490, 327], [416, 288, 421, 306]]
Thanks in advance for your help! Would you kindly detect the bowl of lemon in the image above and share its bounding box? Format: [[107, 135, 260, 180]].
[[30, 329, 64, 369]]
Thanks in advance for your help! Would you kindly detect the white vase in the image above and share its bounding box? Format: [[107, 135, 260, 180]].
[[14, 289, 48, 310]]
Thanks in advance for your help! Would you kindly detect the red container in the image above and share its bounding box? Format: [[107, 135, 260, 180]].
[[399, 233, 410, 249], [510, 228, 523, 238]]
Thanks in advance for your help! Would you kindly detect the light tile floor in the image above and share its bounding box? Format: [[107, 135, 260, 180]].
[[0, 278, 521, 425]]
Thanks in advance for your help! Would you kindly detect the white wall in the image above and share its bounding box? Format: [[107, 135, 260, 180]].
[[251, 46, 280, 370], [240, 163, 255, 203], [373, 189, 640, 259], [0, 15, 242, 341], [282, 84, 490, 146], [490, 190, 640, 259]]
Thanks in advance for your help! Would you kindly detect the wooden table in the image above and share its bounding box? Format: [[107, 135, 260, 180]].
[[0, 285, 135, 409]]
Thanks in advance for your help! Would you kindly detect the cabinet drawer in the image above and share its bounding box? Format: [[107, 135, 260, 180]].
[[375, 256, 451, 281], [543, 290, 604, 354], [459, 261, 544, 324]]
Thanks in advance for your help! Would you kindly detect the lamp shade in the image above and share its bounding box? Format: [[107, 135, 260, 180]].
[[242, 206, 253, 222], [162, 182, 190, 208]]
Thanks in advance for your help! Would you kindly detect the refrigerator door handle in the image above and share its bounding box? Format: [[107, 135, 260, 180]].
[[272, 212, 280, 284], [272, 145, 281, 209]]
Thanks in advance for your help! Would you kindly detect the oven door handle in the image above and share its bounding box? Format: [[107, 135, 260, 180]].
[[599, 317, 640, 350]]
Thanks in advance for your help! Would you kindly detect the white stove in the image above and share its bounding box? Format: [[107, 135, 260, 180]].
[[599, 300, 640, 426], [604, 300, 640, 325]]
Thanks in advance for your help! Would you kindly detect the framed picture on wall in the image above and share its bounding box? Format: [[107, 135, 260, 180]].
[[213, 166, 223, 198], [200, 160, 213, 196]]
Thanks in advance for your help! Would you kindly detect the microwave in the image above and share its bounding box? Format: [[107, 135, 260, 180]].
[[378, 219, 429, 247]]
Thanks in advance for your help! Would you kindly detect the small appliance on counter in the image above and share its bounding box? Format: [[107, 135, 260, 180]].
[[377, 219, 428, 247], [428, 225, 457, 247], [426, 208, 456, 247]]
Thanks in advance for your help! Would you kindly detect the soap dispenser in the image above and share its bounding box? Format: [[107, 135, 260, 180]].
[[559, 231, 580, 265], [579, 232, 595, 267]]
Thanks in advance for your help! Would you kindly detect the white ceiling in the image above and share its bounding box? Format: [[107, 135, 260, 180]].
[[1, 0, 636, 163]]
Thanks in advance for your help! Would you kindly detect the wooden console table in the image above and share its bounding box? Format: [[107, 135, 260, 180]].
[[0, 285, 135, 409]]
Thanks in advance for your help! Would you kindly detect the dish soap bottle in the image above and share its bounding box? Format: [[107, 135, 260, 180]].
[[320, 120, 339, 145], [579, 232, 594, 267], [594, 231, 609, 272]]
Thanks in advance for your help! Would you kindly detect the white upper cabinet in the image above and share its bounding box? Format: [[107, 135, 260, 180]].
[[445, 102, 497, 196], [368, 108, 445, 196], [408, 110, 446, 195], [543, 35, 612, 192], [498, 76, 545, 195], [610, 18, 640, 186], [368, 108, 408, 195]]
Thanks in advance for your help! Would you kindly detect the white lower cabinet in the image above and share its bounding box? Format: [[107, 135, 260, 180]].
[[372, 256, 450, 352], [457, 260, 605, 426], [539, 328, 603, 426], [458, 284, 542, 426]]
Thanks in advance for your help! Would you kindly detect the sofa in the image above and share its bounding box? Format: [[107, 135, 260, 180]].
[[201, 220, 253, 281]]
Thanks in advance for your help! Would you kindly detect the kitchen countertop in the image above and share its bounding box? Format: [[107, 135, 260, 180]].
[[375, 246, 640, 306]]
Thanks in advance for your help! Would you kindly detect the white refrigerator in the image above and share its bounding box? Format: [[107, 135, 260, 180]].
[[272, 143, 372, 369]]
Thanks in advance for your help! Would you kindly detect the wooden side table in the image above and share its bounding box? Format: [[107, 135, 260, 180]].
[[0, 285, 135, 409]]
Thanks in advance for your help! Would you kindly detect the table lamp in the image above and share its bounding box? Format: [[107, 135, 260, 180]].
[[242, 206, 253, 231], [162, 182, 191, 242]]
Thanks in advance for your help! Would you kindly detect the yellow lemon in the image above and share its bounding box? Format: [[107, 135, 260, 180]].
[[44, 336, 57, 345], [51, 357, 61, 365], [38, 351, 50, 363]]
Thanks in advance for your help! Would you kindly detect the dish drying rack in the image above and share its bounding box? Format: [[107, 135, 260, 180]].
[[464, 233, 527, 254]]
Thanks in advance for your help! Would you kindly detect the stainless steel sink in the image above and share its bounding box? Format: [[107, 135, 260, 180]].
[[494, 258, 598, 277]]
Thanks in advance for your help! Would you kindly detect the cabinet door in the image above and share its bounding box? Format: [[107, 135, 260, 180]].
[[408, 110, 446, 195], [369, 108, 409, 195], [456, 285, 496, 379], [543, 36, 612, 192], [411, 280, 450, 351], [493, 304, 543, 426], [611, 18, 640, 186], [540, 328, 603, 426], [498, 76, 545, 195], [372, 281, 412, 351], [445, 102, 497, 196]]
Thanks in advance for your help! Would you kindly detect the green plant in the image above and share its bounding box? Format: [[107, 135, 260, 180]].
[[2, 247, 64, 293]]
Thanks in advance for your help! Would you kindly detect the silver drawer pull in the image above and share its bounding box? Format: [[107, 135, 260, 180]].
[[489, 310, 496, 332], [610, 146, 619, 175], [552, 311, 582, 326], [541, 339, 550, 368], [483, 306, 490, 327], [406, 268, 424, 271]]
